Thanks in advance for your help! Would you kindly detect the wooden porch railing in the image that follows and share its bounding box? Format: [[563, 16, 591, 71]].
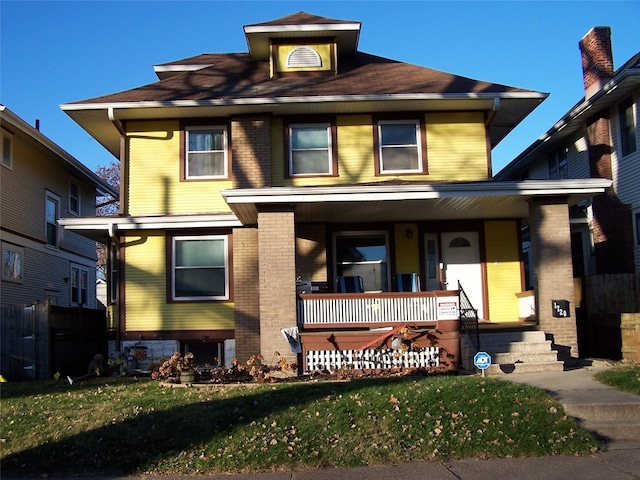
[[297, 291, 460, 327]]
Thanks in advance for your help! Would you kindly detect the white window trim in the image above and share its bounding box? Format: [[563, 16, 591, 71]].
[[185, 125, 229, 179], [2, 242, 23, 283], [171, 235, 229, 301], [1, 128, 13, 169], [69, 179, 80, 216], [288, 123, 333, 176], [45, 190, 61, 248], [377, 120, 423, 174]]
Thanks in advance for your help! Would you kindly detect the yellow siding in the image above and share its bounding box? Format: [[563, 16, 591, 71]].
[[426, 112, 489, 181], [394, 223, 420, 273], [275, 44, 333, 72], [272, 113, 489, 186], [124, 232, 235, 331], [484, 221, 521, 322], [127, 121, 232, 216]]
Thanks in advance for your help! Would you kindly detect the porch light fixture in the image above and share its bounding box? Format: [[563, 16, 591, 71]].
[[405, 228, 413, 239]]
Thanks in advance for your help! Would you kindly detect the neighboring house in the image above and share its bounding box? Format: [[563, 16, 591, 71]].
[[496, 27, 640, 282], [59, 12, 610, 371], [0, 105, 118, 309]]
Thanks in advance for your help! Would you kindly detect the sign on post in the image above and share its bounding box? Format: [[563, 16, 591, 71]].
[[473, 351, 491, 376]]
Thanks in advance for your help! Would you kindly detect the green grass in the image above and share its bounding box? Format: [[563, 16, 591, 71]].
[[594, 365, 640, 395], [1, 374, 600, 476]]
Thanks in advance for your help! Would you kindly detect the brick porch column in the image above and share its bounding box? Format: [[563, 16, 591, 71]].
[[529, 197, 579, 359], [258, 208, 298, 364], [233, 227, 260, 363]]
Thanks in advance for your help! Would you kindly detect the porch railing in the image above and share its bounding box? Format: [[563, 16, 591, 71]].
[[297, 291, 460, 326], [458, 281, 480, 352]]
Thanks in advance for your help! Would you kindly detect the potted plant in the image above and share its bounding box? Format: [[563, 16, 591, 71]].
[[152, 352, 196, 383]]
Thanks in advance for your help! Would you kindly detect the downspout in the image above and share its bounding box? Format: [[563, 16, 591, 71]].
[[107, 222, 123, 351], [485, 97, 500, 178], [108, 108, 126, 215]]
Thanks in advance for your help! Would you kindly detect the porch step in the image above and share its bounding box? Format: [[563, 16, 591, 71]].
[[461, 329, 565, 375], [567, 403, 640, 442]]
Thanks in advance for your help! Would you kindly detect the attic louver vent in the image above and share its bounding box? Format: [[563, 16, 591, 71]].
[[287, 46, 322, 68]]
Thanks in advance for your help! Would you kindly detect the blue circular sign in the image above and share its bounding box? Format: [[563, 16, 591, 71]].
[[473, 351, 491, 370]]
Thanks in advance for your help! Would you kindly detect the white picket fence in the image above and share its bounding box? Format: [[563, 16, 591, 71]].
[[305, 347, 439, 372]]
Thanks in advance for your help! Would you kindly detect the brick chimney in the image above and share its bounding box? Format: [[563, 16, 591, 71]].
[[579, 27, 614, 99]]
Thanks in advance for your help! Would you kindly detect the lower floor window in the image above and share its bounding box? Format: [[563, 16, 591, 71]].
[[334, 231, 389, 292], [2, 242, 23, 282], [71, 266, 88, 306], [172, 235, 229, 301]]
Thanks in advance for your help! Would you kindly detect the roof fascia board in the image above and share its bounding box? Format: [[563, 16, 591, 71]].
[[61, 91, 546, 113], [222, 179, 612, 205], [496, 54, 640, 179], [244, 23, 361, 34]]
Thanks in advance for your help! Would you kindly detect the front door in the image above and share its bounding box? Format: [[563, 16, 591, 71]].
[[440, 232, 484, 319]]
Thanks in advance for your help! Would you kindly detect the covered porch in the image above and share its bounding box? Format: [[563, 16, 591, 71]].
[[224, 179, 611, 371]]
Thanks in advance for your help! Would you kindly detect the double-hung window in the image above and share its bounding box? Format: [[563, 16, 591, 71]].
[[71, 266, 88, 306], [1, 129, 13, 169], [172, 235, 229, 301], [288, 124, 333, 176], [619, 97, 637, 157], [45, 191, 60, 247], [547, 146, 568, 179], [185, 126, 228, 179], [69, 180, 80, 216], [377, 120, 424, 174], [2, 242, 23, 283]]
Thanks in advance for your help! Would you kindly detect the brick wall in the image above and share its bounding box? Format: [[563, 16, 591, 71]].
[[579, 26, 613, 98], [529, 197, 579, 358], [231, 115, 272, 189], [232, 227, 260, 362], [258, 209, 298, 363], [586, 114, 636, 274]]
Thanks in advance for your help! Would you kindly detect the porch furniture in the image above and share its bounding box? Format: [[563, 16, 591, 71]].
[[395, 273, 420, 292], [337, 275, 364, 293]]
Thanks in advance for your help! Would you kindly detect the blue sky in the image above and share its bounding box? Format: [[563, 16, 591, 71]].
[[1, 1, 638, 173]]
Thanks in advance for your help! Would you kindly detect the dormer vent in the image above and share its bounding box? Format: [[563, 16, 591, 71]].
[[287, 46, 322, 68]]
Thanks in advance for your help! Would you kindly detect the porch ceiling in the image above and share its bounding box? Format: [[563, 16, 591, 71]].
[[222, 179, 612, 225]]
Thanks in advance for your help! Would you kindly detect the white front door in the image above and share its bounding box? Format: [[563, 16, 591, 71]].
[[441, 232, 484, 319]]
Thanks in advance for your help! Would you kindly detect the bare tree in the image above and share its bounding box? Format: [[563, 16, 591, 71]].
[[95, 162, 120, 280]]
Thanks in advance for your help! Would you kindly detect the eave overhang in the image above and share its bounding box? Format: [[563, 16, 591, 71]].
[[58, 213, 242, 243], [61, 92, 546, 159], [496, 52, 640, 179], [221, 179, 612, 225]]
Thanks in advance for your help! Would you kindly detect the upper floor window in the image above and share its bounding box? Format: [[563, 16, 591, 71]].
[[185, 126, 228, 179], [2, 242, 23, 283], [69, 179, 80, 216], [71, 266, 88, 306], [619, 97, 637, 157], [377, 120, 424, 174], [1, 129, 13, 169], [171, 235, 229, 301], [548, 146, 568, 179], [45, 191, 60, 247], [288, 124, 334, 176]]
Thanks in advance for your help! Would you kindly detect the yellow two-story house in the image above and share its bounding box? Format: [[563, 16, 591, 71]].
[[60, 12, 610, 372]]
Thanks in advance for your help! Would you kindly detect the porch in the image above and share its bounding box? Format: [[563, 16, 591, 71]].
[[296, 290, 465, 373]]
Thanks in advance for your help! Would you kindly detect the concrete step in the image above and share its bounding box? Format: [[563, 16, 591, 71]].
[[491, 351, 560, 364], [565, 403, 640, 422], [579, 419, 640, 442], [482, 341, 554, 354], [479, 330, 548, 344], [483, 361, 565, 375]]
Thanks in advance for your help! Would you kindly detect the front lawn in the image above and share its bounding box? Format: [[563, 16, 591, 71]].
[[0, 374, 600, 476], [594, 364, 640, 395]]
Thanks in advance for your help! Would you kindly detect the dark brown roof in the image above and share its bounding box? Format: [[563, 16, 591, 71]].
[[69, 52, 532, 105], [246, 11, 358, 27]]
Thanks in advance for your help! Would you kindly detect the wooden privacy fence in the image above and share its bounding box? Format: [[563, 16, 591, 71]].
[[0, 301, 108, 381], [577, 274, 640, 361]]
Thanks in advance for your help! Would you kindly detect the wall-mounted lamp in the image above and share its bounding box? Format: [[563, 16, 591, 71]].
[[405, 228, 413, 239], [63, 277, 69, 283]]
